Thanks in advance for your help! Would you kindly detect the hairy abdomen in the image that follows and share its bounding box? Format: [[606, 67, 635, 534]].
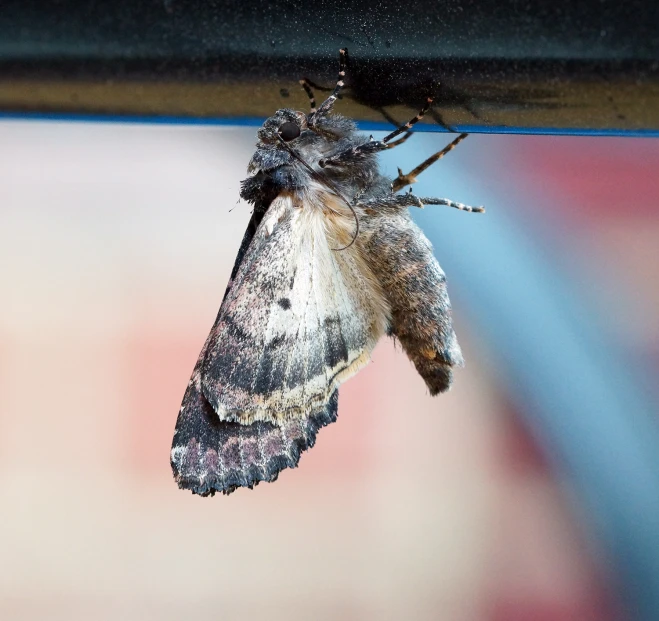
[[361, 211, 463, 395]]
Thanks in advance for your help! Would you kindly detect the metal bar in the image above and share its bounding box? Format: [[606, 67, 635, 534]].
[[1, 0, 658, 134]]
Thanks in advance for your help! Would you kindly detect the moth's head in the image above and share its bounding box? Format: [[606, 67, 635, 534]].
[[257, 108, 307, 145], [247, 107, 356, 175], [247, 109, 306, 173]]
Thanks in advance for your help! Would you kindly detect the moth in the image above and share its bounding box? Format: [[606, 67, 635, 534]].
[[171, 49, 484, 496]]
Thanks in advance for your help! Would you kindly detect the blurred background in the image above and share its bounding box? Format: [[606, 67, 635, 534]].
[[1, 120, 657, 620]]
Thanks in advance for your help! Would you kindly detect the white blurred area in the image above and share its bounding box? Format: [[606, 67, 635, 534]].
[[0, 122, 608, 620]]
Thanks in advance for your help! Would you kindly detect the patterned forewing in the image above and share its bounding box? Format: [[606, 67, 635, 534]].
[[201, 194, 382, 423], [171, 322, 341, 496]]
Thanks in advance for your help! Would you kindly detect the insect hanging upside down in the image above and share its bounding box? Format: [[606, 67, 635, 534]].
[[171, 49, 484, 496]]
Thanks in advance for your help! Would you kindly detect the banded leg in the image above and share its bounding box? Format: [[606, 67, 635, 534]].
[[386, 131, 414, 148], [309, 48, 348, 124], [370, 107, 415, 147], [300, 72, 345, 115], [373, 106, 415, 146], [372, 83, 456, 132], [360, 191, 484, 214], [318, 97, 432, 168], [318, 98, 433, 168], [376, 106, 421, 140], [381, 96, 433, 143], [392, 133, 469, 192], [299, 79, 318, 113]]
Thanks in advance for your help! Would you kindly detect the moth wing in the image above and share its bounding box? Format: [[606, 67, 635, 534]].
[[171, 330, 338, 496], [201, 193, 386, 423], [172, 193, 386, 495]]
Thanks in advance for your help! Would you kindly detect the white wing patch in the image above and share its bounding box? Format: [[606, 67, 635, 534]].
[[201, 191, 390, 424]]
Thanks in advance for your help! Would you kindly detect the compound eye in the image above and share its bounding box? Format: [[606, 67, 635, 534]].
[[278, 121, 301, 142]]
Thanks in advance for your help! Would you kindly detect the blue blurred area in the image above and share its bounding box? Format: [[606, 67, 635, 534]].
[[380, 132, 659, 621]]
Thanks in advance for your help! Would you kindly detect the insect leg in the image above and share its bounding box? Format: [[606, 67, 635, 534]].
[[385, 131, 414, 148], [318, 99, 433, 168], [381, 97, 433, 144], [372, 107, 414, 145], [318, 134, 409, 168], [361, 191, 484, 213], [392, 133, 469, 192], [413, 194, 484, 213], [299, 79, 318, 113], [309, 48, 348, 123]]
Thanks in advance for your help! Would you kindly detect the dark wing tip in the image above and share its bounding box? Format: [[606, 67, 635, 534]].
[[171, 384, 338, 497]]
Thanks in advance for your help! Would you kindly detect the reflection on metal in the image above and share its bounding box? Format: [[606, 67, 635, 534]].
[[1, 0, 658, 134]]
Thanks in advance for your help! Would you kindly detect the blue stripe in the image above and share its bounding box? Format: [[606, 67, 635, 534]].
[[1, 110, 658, 137]]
